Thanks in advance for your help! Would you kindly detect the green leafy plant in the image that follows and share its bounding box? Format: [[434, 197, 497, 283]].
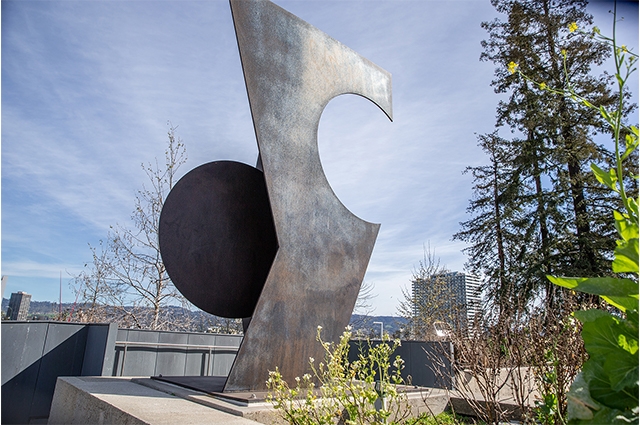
[[266, 326, 411, 425], [512, 14, 639, 424]]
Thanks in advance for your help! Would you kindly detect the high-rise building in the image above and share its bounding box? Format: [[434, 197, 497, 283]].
[[7, 291, 32, 321], [411, 271, 481, 334]]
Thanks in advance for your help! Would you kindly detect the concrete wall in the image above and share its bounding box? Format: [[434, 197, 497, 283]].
[[455, 367, 539, 405], [1, 322, 241, 425], [349, 340, 453, 389], [112, 329, 242, 377], [1, 321, 117, 425]]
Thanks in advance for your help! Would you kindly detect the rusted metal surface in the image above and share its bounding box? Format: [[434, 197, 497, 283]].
[[225, 0, 393, 391], [159, 160, 277, 319]]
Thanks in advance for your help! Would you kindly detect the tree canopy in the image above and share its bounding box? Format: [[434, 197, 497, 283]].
[[455, 0, 635, 314]]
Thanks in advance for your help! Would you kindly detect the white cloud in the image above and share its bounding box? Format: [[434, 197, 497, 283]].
[[2, 0, 636, 316]]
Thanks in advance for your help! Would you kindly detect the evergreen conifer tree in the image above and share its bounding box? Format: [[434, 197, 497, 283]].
[[456, 0, 631, 312]]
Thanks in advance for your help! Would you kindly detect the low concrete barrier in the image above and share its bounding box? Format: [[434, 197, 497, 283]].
[[1, 322, 241, 424], [1, 322, 116, 424]]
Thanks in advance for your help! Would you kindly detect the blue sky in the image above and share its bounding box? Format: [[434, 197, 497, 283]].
[[2, 0, 638, 316]]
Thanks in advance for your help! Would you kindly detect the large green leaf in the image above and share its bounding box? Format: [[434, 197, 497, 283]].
[[580, 314, 637, 357], [604, 349, 639, 392], [583, 406, 637, 424], [628, 197, 639, 218], [613, 238, 639, 273], [622, 130, 639, 161], [580, 314, 623, 357], [617, 327, 639, 355], [567, 367, 639, 424], [591, 163, 618, 192], [614, 210, 639, 242], [574, 309, 613, 323], [628, 310, 639, 329], [567, 372, 600, 421], [547, 276, 639, 297], [601, 295, 638, 312], [583, 359, 638, 411]]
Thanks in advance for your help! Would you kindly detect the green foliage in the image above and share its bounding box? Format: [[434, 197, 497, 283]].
[[267, 326, 413, 425], [459, 0, 624, 313], [537, 387, 560, 425], [538, 17, 639, 425]]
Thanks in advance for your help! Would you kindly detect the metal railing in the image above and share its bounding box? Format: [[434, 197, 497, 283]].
[[115, 340, 240, 376]]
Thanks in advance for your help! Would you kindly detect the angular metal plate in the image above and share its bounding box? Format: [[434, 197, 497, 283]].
[[226, 0, 392, 391]]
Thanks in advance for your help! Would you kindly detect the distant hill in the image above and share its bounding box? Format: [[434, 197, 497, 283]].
[[349, 314, 408, 338], [2, 298, 71, 314], [2, 298, 407, 336]]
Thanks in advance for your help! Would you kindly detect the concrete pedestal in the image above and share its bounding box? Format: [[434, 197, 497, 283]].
[[47, 377, 263, 425], [48, 376, 450, 425]]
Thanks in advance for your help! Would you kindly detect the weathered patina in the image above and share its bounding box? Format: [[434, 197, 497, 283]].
[[159, 0, 392, 392], [225, 0, 392, 391]]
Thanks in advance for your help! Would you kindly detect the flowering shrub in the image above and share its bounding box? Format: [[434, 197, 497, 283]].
[[266, 326, 411, 425]]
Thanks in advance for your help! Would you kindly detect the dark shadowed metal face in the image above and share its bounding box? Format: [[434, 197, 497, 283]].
[[158, 160, 278, 319]]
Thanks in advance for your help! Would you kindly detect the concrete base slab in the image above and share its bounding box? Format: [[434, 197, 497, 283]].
[[151, 376, 227, 394], [139, 378, 450, 424], [402, 387, 451, 418], [150, 375, 270, 404], [48, 376, 450, 425], [137, 377, 280, 424], [47, 377, 262, 425]]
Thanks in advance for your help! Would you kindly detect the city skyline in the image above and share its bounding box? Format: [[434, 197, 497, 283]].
[[2, 0, 638, 316]]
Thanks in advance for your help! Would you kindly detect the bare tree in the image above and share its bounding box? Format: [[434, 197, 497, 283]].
[[397, 244, 460, 340], [349, 280, 378, 331], [424, 298, 584, 425], [72, 240, 113, 323], [73, 124, 197, 330], [354, 280, 377, 317], [528, 297, 586, 425]]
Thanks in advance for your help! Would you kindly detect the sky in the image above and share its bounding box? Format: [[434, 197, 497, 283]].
[[2, 0, 638, 316]]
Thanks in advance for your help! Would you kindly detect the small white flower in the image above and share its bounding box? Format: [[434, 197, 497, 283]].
[[317, 325, 323, 330], [309, 357, 315, 363]]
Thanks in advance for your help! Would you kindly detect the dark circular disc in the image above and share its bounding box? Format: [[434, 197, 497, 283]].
[[159, 160, 278, 318]]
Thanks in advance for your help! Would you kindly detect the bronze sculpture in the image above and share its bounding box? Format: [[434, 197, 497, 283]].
[[159, 0, 392, 392]]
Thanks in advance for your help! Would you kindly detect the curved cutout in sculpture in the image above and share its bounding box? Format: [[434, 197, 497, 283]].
[[317, 93, 389, 219]]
